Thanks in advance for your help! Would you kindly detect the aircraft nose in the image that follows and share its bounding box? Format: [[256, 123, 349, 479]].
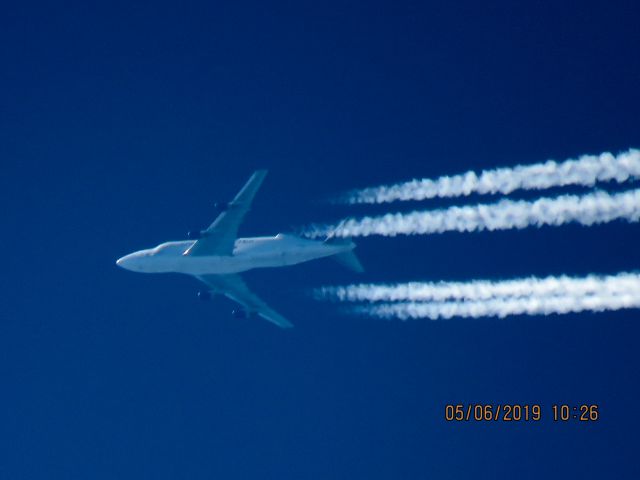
[[116, 255, 129, 269]]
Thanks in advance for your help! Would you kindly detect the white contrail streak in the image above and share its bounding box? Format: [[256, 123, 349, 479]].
[[353, 293, 640, 320], [306, 188, 640, 238], [342, 149, 640, 204], [320, 272, 640, 320], [316, 272, 640, 303]]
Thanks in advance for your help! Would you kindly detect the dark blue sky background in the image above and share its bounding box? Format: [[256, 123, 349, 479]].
[[1, 1, 639, 478]]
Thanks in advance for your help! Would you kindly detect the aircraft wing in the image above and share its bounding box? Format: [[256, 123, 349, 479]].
[[185, 170, 268, 257], [196, 274, 294, 329]]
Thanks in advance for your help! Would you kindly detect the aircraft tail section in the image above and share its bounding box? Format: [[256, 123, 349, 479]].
[[324, 233, 364, 273], [332, 249, 365, 273], [324, 235, 364, 273]]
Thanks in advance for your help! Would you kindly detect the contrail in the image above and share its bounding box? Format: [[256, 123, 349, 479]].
[[352, 292, 640, 320], [306, 188, 640, 238], [319, 272, 640, 320], [316, 272, 640, 303], [341, 149, 640, 204]]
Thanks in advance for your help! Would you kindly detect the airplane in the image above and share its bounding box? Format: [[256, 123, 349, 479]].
[[116, 170, 363, 328]]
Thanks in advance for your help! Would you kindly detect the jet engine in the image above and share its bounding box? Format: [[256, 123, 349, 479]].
[[187, 230, 203, 240], [213, 201, 229, 212]]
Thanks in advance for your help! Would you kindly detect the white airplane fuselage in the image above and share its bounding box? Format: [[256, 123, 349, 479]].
[[116, 233, 354, 275]]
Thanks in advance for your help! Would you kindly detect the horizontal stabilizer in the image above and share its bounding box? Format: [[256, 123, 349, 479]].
[[332, 249, 364, 273]]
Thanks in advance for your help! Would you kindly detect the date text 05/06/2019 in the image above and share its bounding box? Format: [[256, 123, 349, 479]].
[[444, 404, 599, 422]]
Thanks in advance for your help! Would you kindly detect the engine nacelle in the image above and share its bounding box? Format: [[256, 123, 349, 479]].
[[232, 309, 249, 319], [197, 290, 212, 301], [213, 201, 229, 212], [187, 230, 203, 240]]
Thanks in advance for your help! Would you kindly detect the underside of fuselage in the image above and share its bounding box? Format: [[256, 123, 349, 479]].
[[116, 169, 363, 328], [117, 233, 353, 275]]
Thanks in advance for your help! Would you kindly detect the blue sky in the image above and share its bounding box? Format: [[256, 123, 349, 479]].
[[1, 1, 639, 478]]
